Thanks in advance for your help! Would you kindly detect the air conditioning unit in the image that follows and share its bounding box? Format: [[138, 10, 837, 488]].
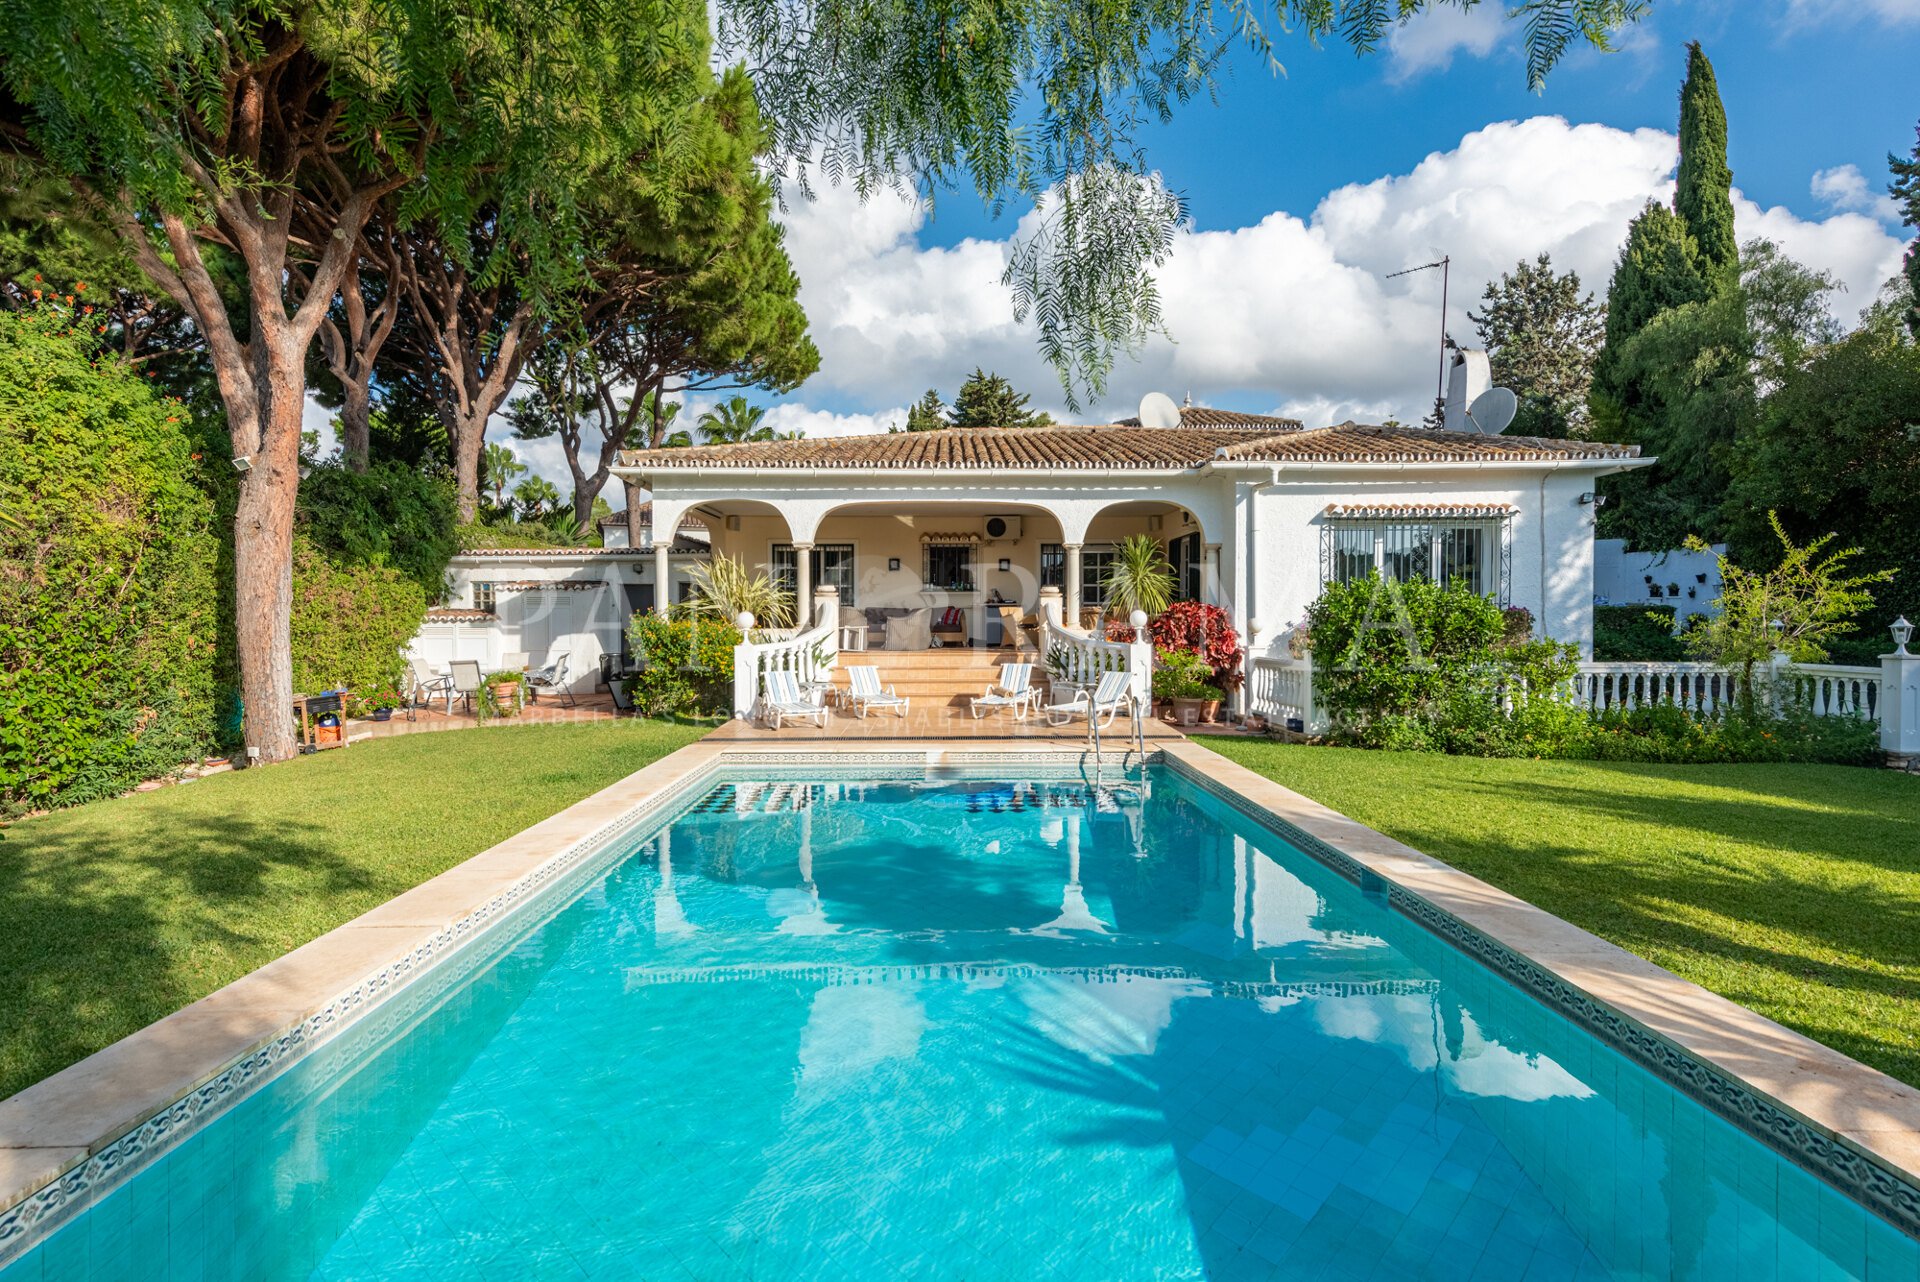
[[984, 514, 1024, 541]]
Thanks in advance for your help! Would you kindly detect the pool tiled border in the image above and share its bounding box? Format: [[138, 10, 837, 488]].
[[1157, 740, 1920, 1242], [2, 735, 1917, 1266]]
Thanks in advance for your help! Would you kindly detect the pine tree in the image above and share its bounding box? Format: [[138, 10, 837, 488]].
[[1889, 123, 1920, 339], [1469, 254, 1604, 439], [904, 390, 947, 432], [948, 368, 1051, 428], [1676, 42, 1738, 277]]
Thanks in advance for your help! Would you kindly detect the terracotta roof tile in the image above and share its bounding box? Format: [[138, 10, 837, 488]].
[[454, 543, 703, 559], [621, 425, 1305, 472], [424, 607, 494, 622], [1217, 423, 1640, 463], [597, 505, 707, 529], [1326, 502, 1517, 519], [1112, 407, 1304, 428], [617, 421, 1639, 472]]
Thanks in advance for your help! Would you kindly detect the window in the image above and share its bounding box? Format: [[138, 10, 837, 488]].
[[1168, 532, 1203, 602], [922, 543, 976, 592], [1039, 543, 1116, 607], [473, 581, 497, 613], [771, 543, 857, 606], [1324, 521, 1505, 601]]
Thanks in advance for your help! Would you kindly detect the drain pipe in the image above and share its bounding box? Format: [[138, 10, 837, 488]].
[[1235, 466, 1285, 720]]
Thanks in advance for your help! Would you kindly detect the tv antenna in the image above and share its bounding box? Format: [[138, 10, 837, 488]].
[[1387, 255, 1451, 413]]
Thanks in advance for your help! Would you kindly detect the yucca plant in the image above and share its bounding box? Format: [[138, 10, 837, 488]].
[[1101, 533, 1176, 621], [681, 552, 795, 629]]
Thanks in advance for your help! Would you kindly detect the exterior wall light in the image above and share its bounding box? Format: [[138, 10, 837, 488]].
[[1893, 616, 1914, 656]]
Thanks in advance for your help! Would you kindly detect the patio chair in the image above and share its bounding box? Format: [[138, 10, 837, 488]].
[[760, 670, 830, 730], [845, 666, 909, 719], [448, 660, 485, 715], [410, 658, 452, 711], [996, 605, 1034, 653], [526, 648, 574, 706], [970, 663, 1037, 720], [1042, 669, 1136, 730]]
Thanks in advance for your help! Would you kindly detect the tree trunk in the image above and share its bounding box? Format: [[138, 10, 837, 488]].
[[232, 349, 309, 764], [451, 404, 487, 522], [340, 378, 372, 472], [625, 478, 646, 549]]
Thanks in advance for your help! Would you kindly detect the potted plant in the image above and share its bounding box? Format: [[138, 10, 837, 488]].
[[1152, 649, 1212, 719], [365, 689, 402, 722], [480, 670, 524, 719]]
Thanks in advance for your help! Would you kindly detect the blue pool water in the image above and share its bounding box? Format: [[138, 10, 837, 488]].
[[5, 768, 1918, 1280]]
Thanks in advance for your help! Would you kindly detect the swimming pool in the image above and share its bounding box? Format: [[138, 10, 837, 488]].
[[4, 763, 1917, 1280]]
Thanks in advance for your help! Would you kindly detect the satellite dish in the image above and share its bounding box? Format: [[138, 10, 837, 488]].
[[1137, 391, 1182, 429], [1466, 387, 1517, 435]]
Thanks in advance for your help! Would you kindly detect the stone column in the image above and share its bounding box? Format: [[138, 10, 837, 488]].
[[1063, 543, 1083, 628], [653, 540, 671, 618], [791, 542, 814, 630]]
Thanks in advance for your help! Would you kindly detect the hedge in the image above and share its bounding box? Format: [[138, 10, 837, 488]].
[[1592, 605, 1687, 661], [0, 303, 218, 813], [289, 535, 428, 715], [624, 615, 742, 715]]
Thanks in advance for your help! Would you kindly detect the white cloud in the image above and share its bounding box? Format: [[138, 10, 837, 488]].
[[1385, 5, 1507, 81], [1782, 0, 1920, 26], [1810, 163, 1900, 223], [767, 115, 1906, 432]]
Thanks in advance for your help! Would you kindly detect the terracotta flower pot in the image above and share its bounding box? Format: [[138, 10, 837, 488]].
[[1201, 699, 1221, 723]]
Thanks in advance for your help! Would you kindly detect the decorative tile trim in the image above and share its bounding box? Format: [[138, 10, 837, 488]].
[[0, 754, 726, 1266], [1160, 753, 1920, 1241]]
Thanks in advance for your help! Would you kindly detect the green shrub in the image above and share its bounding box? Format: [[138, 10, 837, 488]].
[[1151, 649, 1219, 700], [298, 461, 459, 598], [0, 303, 219, 813], [1593, 605, 1687, 661], [1305, 575, 1551, 723], [289, 536, 427, 715], [626, 615, 741, 715]]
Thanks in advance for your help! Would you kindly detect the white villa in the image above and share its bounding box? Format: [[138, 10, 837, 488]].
[[411, 404, 1651, 698]]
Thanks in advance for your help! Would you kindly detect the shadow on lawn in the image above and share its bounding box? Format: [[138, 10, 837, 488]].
[[0, 813, 372, 1100]]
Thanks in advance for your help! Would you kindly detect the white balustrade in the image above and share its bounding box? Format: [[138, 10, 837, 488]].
[[731, 593, 841, 720], [1036, 598, 1153, 707], [1784, 663, 1882, 721], [1248, 656, 1324, 733]]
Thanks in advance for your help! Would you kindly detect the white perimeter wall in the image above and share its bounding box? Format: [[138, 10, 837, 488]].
[[1593, 538, 1723, 623], [407, 552, 700, 691]]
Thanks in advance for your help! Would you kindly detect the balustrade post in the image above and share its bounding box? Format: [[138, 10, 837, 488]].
[[1883, 646, 1920, 756], [731, 610, 758, 721]]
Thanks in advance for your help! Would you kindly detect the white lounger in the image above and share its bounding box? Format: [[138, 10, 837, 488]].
[[845, 665, 909, 718], [970, 663, 1037, 720], [1042, 669, 1136, 730], [760, 671, 830, 730]]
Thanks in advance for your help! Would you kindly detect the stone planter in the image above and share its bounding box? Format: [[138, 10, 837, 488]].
[[1171, 697, 1206, 727]]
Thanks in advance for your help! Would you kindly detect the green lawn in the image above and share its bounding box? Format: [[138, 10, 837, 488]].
[[0, 720, 705, 1101], [1200, 740, 1920, 1089]]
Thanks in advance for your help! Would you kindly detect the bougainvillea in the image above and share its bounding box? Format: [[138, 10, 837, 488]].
[[1147, 601, 1244, 692]]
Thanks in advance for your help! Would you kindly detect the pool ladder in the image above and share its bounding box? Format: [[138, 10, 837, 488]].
[[1086, 691, 1146, 786]]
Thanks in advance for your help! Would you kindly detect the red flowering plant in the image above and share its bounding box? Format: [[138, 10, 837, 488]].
[[1147, 601, 1245, 693]]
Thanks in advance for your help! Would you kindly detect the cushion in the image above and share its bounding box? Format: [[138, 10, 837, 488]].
[[936, 606, 966, 630], [839, 606, 866, 628], [885, 607, 932, 651]]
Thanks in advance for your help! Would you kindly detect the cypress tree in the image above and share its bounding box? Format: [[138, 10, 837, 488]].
[[1676, 42, 1738, 276], [1888, 123, 1920, 338], [1592, 201, 1708, 412]]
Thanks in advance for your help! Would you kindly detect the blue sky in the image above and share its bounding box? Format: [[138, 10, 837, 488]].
[[930, 0, 1917, 247], [498, 0, 1918, 489]]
